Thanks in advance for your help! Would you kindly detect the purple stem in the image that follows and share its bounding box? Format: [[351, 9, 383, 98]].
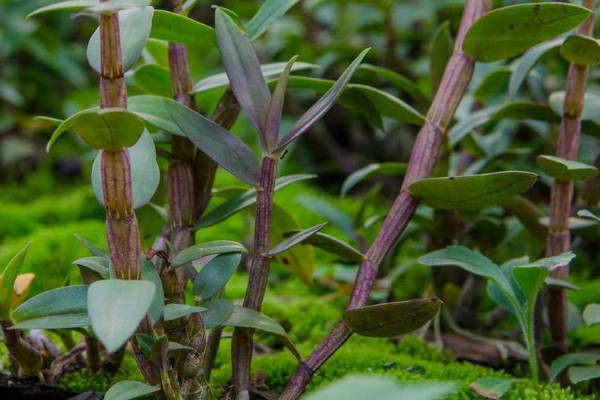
[[279, 1, 491, 398], [546, 0, 596, 353]]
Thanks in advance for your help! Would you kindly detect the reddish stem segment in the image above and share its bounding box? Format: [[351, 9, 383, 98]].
[[546, 0, 596, 353], [280, 1, 491, 398]]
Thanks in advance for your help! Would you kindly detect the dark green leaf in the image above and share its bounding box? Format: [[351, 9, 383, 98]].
[[560, 34, 600, 66], [75, 234, 108, 257], [264, 56, 297, 151], [72, 257, 110, 276], [550, 353, 600, 383], [282, 231, 365, 263], [569, 365, 600, 384], [474, 67, 511, 103], [296, 196, 356, 240], [128, 95, 184, 136], [12, 285, 88, 322], [133, 64, 172, 97], [71, 108, 144, 151], [150, 10, 216, 48], [0, 244, 30, 319], [341, 162, 407, 195], [246, 0, 301, 40], [163, 304, 206, 322], [429, 21, 453, 93], [193, 253, 242, 300], [104, 381, 160, 400], [170, 241, 247, 269], [202, 299, 234, 329], [538, 155, 598, 181], [509, 38, 563, 97], [469, 377, 514, 399], [266, 222, 327, 257], [359, 64, 429, 107], [222, 305, 287, 336]]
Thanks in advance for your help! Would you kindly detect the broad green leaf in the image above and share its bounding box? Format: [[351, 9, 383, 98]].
[[246, 0, 301, 40], [133, 64, 172, 97], [222, 305, 287, 336], [27, 0, 96, 18], [0, 244, 30, 319], [12, 285, 90, 329], [192, 62, 318, 94], [163, 304, 206, 322], [266, 222, 327, 257], [170, 240, 247, 269], [88, 279, 156, 353], [343, 299, 442, 338], [216, 8, 271, 134], [269, 204, 315, 286], [73, 256, 110, 276], [583, 303, 600, 326], [549, 91, 600, 121], [569, 365, 600, 384], [537, 155, 598, 181], [429, 21, 453, 93], [165, 98, 261, 186], [305, 376, 457, 400], [509, 38, 563, 98], [550, 353, 600, 383], [578, 209, 600, 223], [285, 76, 425, 128], [341, 162, 407, 195], [128, 95, 183, 135], [474, 67, 511, 103], [193, 253, 242, 300], [409, 172, 538, 210], [87, 7, 154, 74], [104, 381, 160, 400], [420, 246, 507, 290], [463, 3, 592, 63], [560, 34, 600, 66], [358, 64, 429, 107], [91, 130, 160, 209], [282, 231, 365, 263], [512, 266, 548, 309], [150, 10, 216, 48], [71, 108, 144, 151], [276, 48, 372, 151], [264, 56, 297, 151], [202, 299, 234, 329], [469, 377, 513, 399], [196, 174, 315, 228]]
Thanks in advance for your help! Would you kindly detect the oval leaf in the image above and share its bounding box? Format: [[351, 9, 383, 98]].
[[550, 353, 600, 383], [104, 381, 160, 400], [150, 10, 216, 48], [72, 108, 144, 151], [537, 155, 598, 181], [408, 172, 538, 210], [163, 304, 206, 322], [469, 377, 514, 399], [463, 3, 592, 63], [560, 34, 600, 66], [193, 253, 241, 300], [170, 240, 247, 269]]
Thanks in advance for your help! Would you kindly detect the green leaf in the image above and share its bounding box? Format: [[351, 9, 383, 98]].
[[409, 172, 538, 210], [549, 91, 600, 121], [569, 365, 600, 384], [265, 56, 297, 151], [522, 252, 575, 269], [463, 3, 592, 63], [75, 234, 109, 257], [193, 253, 242, 300], [150, 10, 216, 48], [27, 0, 97, 18], [141, 259, 163, 326], [104, 381, 160, 400], [87, 7, 154, 73], [578, 209, 600, 224], [583, 303, 600, 326], [73, 256, 110, 276], [163, 304, 206, 322], [550, 353, 600, 383], [545, 277, 580, 291], [165, 98, 261, 186], [538, 217, 596, 230], [133, 64, 172, 97], [196, 174, 315, 228], [269, 204, 316, 286], [296, 196, 356, 240], [246, 0, 301, 40], [343, 299, 442, 338], [282, 231, 365, 263], [82, 0, 151, 14], [0, 244, 30, 319], [469, 377, 514, 399], [170, 241, 247, 269], [509, 38, 563, 98], [341, 162, 407, 195], [216, 8, 271, 134], [91, 130, 160, 209], [429, 21, 453, 93], [88, 280, 156, 353], [359, 64, 428, 107], [192, 62, 318, 94], [71, 108, 144, 151], [128, 95, 183, 135], [512, 266, 548, 309], [474, 67, 511, 103], [276, 48, 372, 151], [222, 305, 287, 336], [537, 155, 598, 181], [266, 222, 327, 257], [560, 34, 600, 66], [202, 299, 234, 329]]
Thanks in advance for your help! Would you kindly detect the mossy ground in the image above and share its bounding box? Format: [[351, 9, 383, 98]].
[[0, 167, 597, 399]]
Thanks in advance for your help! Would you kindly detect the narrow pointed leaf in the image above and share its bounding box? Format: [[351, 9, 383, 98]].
[[266, 222, 327, 257], [341, 162, 407, 195], [163, 304, 206, 322], [246, 0, 301, 40], [75, 234, 109, 257], [165, 98, 261, 185], [469, 377, 514, 399], [196, 174, 315, 228], [463, 3, 592, 62], [104, 381, 160, 400], [81, 0, 151, 14], [509, 39, 563, 98], [560, 34, 600, 66], [550, 353, 600, 383], [358, 64, 429, 107], [216, 8, 271, 134], [73, 256, 110, 276], [537, 155, 598, 181], [474, 67, 511, 103], [578, 209, 600, 223], [193, 253, 241, 300], [150, 10, 216, 48], [408, 172, 538, 210], [265, 56, 297, 151], [88, 280, 156, 353], [569, 365, 600, 384], [0, 245, 30, 319], [583, 303, 600, 326], [545, 277, 580, 291], [27, 0, 96, 18], [276, 48, 370, 151], [170, 241, 247, 269], [222, 305, 287, 336], [429, 21, 453, 93], [343, 299, 442, 338], [296, 196, 356, 240], [282, 231, 365, 263], [128, 95, 184, 135]]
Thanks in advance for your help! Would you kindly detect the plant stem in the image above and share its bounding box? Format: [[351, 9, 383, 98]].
[[0, 321, 42, 377], [546, 0, 596, 354], [233, 155, 279, 399], [280, 1, 491, 397]]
